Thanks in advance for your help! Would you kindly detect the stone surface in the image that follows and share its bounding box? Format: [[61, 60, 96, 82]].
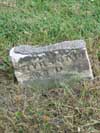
[[10, 40, 93, 88]]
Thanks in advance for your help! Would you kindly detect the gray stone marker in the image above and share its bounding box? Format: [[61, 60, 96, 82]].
[[10, 40, 93, 88]]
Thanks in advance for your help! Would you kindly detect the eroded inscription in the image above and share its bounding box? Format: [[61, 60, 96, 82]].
[[17, 49, 88, 79]]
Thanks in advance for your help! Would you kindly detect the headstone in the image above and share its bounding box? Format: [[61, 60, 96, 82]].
[[9, 40, 93, 88]]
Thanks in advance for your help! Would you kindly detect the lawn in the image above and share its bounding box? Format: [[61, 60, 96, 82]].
[[0, 0, 100, 132]]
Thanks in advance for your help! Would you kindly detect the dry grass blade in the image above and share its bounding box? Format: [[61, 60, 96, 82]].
[[0, 1, 16, 7], [0, 115, 16, 131]]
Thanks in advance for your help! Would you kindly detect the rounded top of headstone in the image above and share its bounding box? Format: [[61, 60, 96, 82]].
[[14, 45, 36, 55], [14, 40, 86, 55]]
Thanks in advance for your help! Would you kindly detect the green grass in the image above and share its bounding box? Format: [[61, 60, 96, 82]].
[[0, 0, 100, 57]]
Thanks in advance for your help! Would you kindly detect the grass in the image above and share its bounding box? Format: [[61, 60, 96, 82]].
[[0, 1, 100, 53], [0, 0, 100, 132]]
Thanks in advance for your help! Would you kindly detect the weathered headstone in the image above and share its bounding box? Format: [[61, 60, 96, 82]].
[[10, 40, 93, 88]]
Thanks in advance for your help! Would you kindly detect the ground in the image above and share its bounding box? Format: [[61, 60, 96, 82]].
[[0, 0, 100, 133]]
